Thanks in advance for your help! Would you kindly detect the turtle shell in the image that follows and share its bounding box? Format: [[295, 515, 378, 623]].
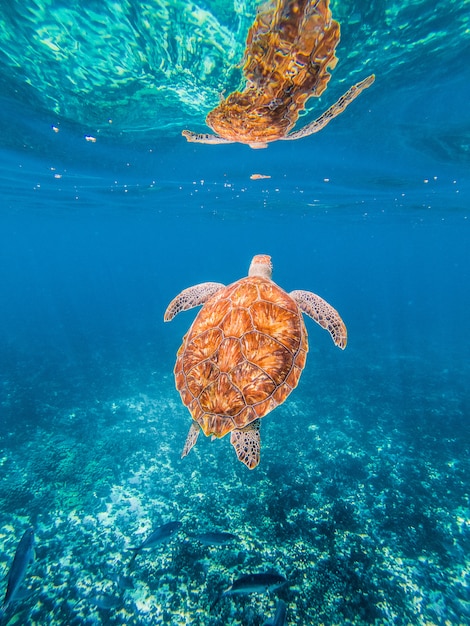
[[174, 275, 308, 439]]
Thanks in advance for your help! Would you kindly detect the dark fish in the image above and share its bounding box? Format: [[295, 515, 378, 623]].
[[87, 593, 122, 610], [263, 599, 287, 626], [223, 573, 287, 596], [108, 572, 134, 590], [192, 531, 238, 546], [212, 572, 287, 609], [1, 527, 35, 615], [128, 521, 182, 566]]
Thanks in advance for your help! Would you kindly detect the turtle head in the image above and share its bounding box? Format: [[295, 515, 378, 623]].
[[249, 255, 272, 279]]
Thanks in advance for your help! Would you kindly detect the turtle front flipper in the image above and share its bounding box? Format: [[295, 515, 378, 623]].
[[230, 420, 261, 470], [164, 282, 225, 321], [181, 421, 200, 458], [182, 130, 234, 145], [291, 290, 347, 349], [282, 74, 375, 141]]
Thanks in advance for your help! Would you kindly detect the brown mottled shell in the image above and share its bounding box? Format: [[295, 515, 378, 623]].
[[175, 276, 308, 439], [206, 0, 340, 144]]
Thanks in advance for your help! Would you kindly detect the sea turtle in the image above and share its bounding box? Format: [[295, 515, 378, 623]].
[[164, 254, 347, 469], [182, 0, 375, 149]]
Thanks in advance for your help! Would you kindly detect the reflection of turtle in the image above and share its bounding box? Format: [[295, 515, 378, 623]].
[[164, 254, 347, 469], [182, 0, 375, 149]]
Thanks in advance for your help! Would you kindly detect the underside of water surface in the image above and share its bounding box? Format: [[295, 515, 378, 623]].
[[0, 0, 467, 139]]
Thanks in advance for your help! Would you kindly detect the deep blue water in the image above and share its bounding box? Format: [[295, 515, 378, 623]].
[[0, 0, 469, 624]]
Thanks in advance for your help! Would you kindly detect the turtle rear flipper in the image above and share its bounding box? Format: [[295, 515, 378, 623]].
[[230, 420, 261, 469], [181, 421, 200, 458]]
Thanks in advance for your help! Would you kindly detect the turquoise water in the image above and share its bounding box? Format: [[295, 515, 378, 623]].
[[0, 0, 469, 624]]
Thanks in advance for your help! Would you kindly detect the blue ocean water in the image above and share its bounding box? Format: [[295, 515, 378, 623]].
[[0, 0, 469, 624]]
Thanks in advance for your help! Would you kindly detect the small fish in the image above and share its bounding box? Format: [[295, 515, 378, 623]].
[[1, 527, 35, 615], [192, 531, 239, 546], [263, 599, 287, 626], [128, 521, 182, 566], [212, 572, 287, 609]]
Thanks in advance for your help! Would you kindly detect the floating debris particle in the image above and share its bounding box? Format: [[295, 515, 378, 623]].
[[250, 173, 271, 180]]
